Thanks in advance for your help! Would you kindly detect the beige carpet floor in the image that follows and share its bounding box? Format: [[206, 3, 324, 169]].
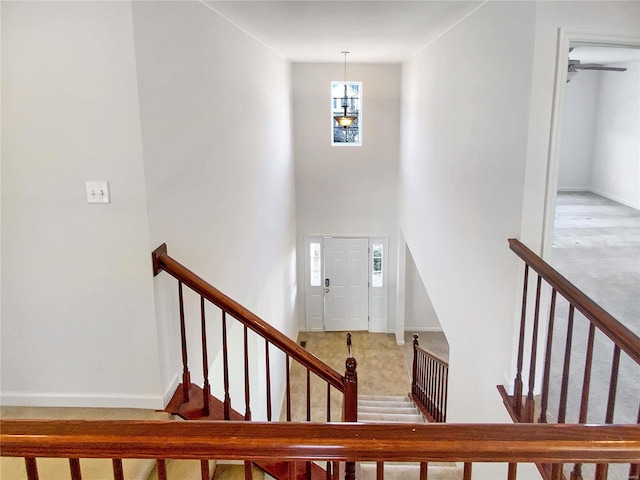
[[283, 331, 418, 422]]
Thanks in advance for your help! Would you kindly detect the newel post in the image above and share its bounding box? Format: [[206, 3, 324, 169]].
[[343, 333, 358, 480], [342, 333, 358, 422]]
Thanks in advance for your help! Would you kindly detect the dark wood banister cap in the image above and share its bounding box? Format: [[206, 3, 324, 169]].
[[508, 238, 640, 365], [151, 244, 345, 391], [2, 420, 639, 462]]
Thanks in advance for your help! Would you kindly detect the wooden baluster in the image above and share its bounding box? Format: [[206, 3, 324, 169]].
[[265, 339, 272, 421], [201, 460, 211, 480], [422, 353, 427, 410], [571, 323, 596, 480], [245, 461, 253, 480], [307, 368, 311, 421], [244, 324, 252, 421], [419, 462, 428, 480], [552, 304, 575, 480], [430, 357, 436, 416], [306, 461, 312, 480], [595, 345, 621, 480], [326, 461, 332, 480], [69, 458, 82, 480], [178, 282, 191, 403], [378, 462, 386, 480], [327, 383, 331, 422], [157, 460, 167, 480], [412, 334, 419, 397], [525, 275, 543, 423], [200, 296, 210, 417], [513, 264, 530, 420], [508, 464, 517, 480], [438, 363, 444, 422], [289, 462, 296, 480], [539, 289, 557, 424], [345, 461, 356, 480], [463, 463, 472, 480], [286, 354, 292, 421], [558, 305, 575, 424], [25, 458, 38, 480], [332, 462, 340, 480], [222, 311, 231, 420], [443, 362, 449, 422], [427, 356, 432, 414], [113, 459, 124, 480], [629, 402, 640, 480]]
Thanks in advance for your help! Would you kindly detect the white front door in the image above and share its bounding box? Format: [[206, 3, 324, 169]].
[[323, 237, 369, 331]]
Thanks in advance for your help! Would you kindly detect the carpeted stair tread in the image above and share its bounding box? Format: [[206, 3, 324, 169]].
[[357, 394, 426, 424], [358, 412, 425, 423], [358, 405, 419, 415], [358, 395, 410, 402]]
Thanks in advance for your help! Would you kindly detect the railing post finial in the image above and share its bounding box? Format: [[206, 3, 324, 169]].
[[413, 333, 419, 348]]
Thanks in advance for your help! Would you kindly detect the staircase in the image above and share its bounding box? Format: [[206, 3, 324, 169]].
[[357, 395, 462, 480], [358, 395, 425, 423]]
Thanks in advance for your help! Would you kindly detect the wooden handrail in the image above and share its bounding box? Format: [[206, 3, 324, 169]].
[[2, 420, 640, 462], [152, 244, 345, 392], [508, 238, 640, 365], [415, 344, 448, 368]]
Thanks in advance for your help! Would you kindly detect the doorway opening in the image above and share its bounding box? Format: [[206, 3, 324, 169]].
[[304, 236, 388, 332]]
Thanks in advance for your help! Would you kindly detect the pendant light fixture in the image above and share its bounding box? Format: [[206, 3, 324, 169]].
[[334, 51, 357, 128]]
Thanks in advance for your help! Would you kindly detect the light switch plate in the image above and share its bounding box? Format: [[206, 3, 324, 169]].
[[86, 181, 110, 204]]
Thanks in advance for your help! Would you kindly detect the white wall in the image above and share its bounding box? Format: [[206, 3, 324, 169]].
[[404, 248, 442, 332], [520, 1, 640, 254], [399, 1, 535, 425], [1, 1, 297, 416], [292, 63, 401, 334], [1, 2, 162, 407], [132, 2, 297, 418], [558, 71, 600, 191], [591, 59, 640, 209]]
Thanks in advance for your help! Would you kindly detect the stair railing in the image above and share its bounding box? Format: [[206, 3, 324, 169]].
[[411, 333, 448, 422], [152, 244, 358, 426], [501, 238, 640, 480], [2, 420, 639, 480]]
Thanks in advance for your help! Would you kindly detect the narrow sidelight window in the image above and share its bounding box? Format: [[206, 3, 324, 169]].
[[310, 243, 321, 286], [372, 244, 383, 287]]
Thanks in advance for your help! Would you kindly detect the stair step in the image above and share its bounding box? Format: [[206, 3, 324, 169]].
[[358, 400, 414, 409], [358, 405, 419, 415], [358, 412, 425, 423], [358, 395, 411, 402]]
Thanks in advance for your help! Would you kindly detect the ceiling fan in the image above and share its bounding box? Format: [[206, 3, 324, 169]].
[[567, 52, 627, 82]]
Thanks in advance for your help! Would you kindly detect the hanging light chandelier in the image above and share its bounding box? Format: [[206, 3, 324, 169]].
[[334, 51, 357, 128]]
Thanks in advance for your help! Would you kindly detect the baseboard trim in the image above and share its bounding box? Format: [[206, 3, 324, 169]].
[[589, 188, 639, 210], [0, 391, 164, 409], [162, 373, 180, 407]]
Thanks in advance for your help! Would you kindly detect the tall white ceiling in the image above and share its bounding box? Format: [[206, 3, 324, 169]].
[[205, 1, 483, 63]]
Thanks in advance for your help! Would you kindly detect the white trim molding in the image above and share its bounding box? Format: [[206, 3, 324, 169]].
[[541, 29, 640, 259]]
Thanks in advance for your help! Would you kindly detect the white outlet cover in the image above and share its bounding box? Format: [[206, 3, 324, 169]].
[[86, 181, 110, 204]]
